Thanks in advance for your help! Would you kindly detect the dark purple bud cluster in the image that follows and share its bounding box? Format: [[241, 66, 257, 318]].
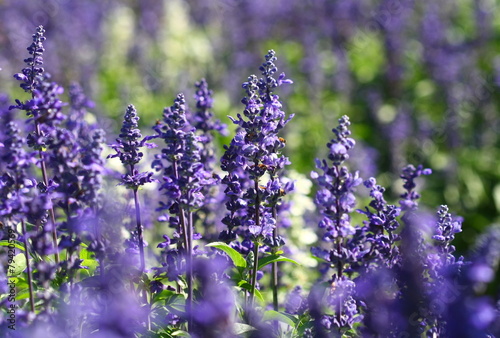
[[108, 104, 155, 189], [355, 177, 402, 269], [13, 25, 45, 93], [432, 205, 462, 266], [399, 164, 432, 212]]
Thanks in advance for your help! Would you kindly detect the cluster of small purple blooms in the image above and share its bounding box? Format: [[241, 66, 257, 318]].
[[219, 50, 293, 247], [1, 25, 500, 338], [307, 115, 500, 336]]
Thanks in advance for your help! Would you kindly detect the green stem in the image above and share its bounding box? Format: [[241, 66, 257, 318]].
[[271, 207, 279, 312], [334, 165, 343, 326], [186, 210, 193, 331], [21, 220, 35, 312], [35, 121, 59, 264], [130, 167, 149, 331], [250, 241, 260, 306], [173, 160, 192, 332], [250, 176, 261, 306]]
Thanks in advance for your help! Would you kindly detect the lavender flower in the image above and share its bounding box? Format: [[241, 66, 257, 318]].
[[109, 104, 156, 189], [66, 82, 95, 133], [220, 50, 293, 243], [310, 115, 363, 332], [151, 93, 214, 233], [311, 116, 362, 272], [13, 25, 45, 93], [0, 122, 36, 221], [399, 164, 432, 212], [151, 93, 216, 330], [189, 79, 228, 240], [108, 104, 155, 277], [219, 50, 293, 307], [10, 25, 63, 264], [0, 121, 38, 312], [355, 177, 402, 269], [192, 78, 228, 163], [65, 83, 104, 210], [78, 128, 105, 210], [432, 205, 462, 267]]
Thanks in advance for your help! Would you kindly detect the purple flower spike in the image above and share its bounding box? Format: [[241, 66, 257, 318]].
[[354, 177, 402, 270], [399, 164, 432, 212], [13, 25, 46, 93], [108, 104, 156, 189], [311, 114, 364, 332], [220, 50, 294, 243], [219, 50, 294, 309], [109, 103, 155, 277]]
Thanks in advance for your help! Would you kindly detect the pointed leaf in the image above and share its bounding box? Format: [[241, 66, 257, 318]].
[[7, 254, 27, 276], [237, 280, 264, 303], [233, 323, 256, 335], [206, 242, 247, 268], [263, 310, 298, 327], [258, 255, 300, 270], [0, 240, 25, 252]]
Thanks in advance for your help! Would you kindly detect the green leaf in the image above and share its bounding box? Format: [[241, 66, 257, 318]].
[[257, 255, 300, 270], [237, 281, 264, 303], [16, 288, 30, 301], [81, 259, 99, 270], [7, 254, 27, 276], [263, 310, 298, 327], [152, 289, 177, 305], [11, 277, 28, 290], [233, 323, 256, 335], [79, 247, 94, 260], [165, 293, 185, 314], [206, 242, 247, 268], [171, 330, 190, 337], [0, 240, 25, 252]]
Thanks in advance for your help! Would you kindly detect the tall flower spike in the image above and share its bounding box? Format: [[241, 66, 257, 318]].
[[432, 205, 462, 266], [220, 50, 293, 308], [13, 25, 45, 93], [64, 83, 105, 210], [10, 26, 62, 264], [355, 177, 402, 270], [151, 93, 215, 331], [189, 79, 229, 240], [310, 115, 363, 333], [111, 105, 146, 166], [108, 104, 155, 286], [221, 50, 294, 242], [0, 121, 37, 312], [399, 164, 432, 212]]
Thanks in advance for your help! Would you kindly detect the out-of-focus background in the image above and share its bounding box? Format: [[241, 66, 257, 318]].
[[0, 0, 499, 255]]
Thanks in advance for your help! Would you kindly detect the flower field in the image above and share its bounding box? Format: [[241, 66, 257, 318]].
[[0, 1, 499, 337]]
